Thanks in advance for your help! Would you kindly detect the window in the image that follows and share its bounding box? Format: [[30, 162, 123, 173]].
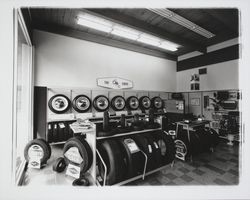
[[13, 9, 33, 185]]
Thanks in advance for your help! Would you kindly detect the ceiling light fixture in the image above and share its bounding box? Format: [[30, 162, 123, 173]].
[[148, 8, 215, 39], [111, 25, 140, 40], [77, 16, 112, 33], [77, 12, 180, 52]]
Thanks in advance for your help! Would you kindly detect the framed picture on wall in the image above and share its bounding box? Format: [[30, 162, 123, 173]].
[[191, 98, 200, 106]]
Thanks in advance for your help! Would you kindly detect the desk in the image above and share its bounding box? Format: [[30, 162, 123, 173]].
[[175, 120, 211, 161], [176, 120, 211, 141]]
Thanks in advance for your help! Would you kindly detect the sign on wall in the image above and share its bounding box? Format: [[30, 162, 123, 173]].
[[97, 77, 133, 89]]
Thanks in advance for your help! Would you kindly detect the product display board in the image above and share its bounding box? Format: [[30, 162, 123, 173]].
[[165, 99, 185, 114]]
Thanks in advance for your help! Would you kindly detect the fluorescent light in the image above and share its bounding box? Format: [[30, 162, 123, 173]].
[[111, 25, 140, 40], [77, 14, 113, 33], [159, 41, 178, 51], [77, 12, 180, 52], [137, 34, 161, 46], [148, 8, 215, 39]]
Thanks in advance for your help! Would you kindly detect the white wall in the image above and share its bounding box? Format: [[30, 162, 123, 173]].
[[177, 59, 239, 92], [33, 30, 176, 92]]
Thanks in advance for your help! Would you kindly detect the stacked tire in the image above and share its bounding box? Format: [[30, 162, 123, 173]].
[[96, 131, 175, 185], [47, 121, 74, 143]]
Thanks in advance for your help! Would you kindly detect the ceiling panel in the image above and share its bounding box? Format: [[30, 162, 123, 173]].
[[27, 8, 239, 58]]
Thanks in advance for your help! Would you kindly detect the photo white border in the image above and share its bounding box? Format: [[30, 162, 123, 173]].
[[0, 0, 250, 199]]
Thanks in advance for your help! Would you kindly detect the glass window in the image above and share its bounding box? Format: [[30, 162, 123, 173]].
[[13, 10, 33, 185]]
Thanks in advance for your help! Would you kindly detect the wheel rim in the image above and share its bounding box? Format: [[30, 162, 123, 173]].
[[112, 96, 125, 110], [153, 97, 163, 109], [128, 97, 139, 110], [51, 96, 69, 112], [75, 96, 91, 111], [141, 96, 151, 109], [95, 96, 109, 111]]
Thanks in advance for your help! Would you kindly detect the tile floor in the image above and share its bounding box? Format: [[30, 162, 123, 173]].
[[128, 140, 239, 185], [23, 139, 239, 186]]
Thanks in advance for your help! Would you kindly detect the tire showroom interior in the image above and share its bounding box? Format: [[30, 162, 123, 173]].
[[9, 4, 247, 199]]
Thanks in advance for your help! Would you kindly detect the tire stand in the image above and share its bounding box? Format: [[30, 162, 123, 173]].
[[96, 148, 148, 186]]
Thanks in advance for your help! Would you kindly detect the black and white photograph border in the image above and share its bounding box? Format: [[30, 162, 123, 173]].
[[0, 0, 250, 200]]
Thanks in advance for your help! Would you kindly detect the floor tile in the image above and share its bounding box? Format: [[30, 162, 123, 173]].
[[192, 168, 205, 176], [213, 178, 229, 185], [203, 164, 225, 175], [128, 141, 239, 186], [180, 174, 193, 182], [164, 173, 178, 180], [178, 167, 190, 174]]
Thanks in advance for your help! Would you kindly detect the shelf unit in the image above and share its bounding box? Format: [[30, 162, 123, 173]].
[[96, 128, 162, 140], [95, 127, 174, 186]]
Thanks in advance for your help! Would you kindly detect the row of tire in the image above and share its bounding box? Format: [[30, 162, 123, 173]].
[[48, 94, 164, 114], [47, 122, 74, 143], [97, 130, 175, 185]]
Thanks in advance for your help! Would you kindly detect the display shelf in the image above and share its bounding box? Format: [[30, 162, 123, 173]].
[[96, 163, 172, 186], [96, 128, 162, 140]]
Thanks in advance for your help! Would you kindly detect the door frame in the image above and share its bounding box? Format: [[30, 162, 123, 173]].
[[12, 8, 33, 185]]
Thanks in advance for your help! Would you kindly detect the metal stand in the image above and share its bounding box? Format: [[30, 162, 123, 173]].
[[139, 150, 148, 180], [96, 148, 148, 186], [96, 149, 107, 186]]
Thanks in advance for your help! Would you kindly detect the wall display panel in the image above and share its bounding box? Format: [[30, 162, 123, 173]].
[[149, 92, 160, 99], [159, 92, 168, 100], [165, 100, 185, 114], [47, 88, 72, 121], [188, 92, 202, 117], [137, 91, 149, 99]]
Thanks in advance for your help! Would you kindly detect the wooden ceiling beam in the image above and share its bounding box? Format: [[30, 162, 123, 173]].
[[204, 9, 239, 35], [86, 9, 207, 53]]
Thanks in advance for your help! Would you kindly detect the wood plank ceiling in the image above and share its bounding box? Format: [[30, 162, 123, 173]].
[[26, 8, 239, 60]]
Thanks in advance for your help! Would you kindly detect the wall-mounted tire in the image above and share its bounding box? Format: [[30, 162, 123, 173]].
[[53, 157, 66, 173], [72, 95, 91, 113], [48, 94, 71, 114], [151, 97, 163, 109], [126, 96, 139, 110], [97, 139, 126, 185], [24, 138, 51, 165], [139, 96, 151, 110], [93, 95, 110, 112], [111, 96, 126, 111], [63, 136, 93, 174]]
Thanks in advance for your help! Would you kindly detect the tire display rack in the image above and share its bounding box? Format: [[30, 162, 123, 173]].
[[34, 86, 169, 145], [33, 86, 173, 186], [95, 128, 174, 186]]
